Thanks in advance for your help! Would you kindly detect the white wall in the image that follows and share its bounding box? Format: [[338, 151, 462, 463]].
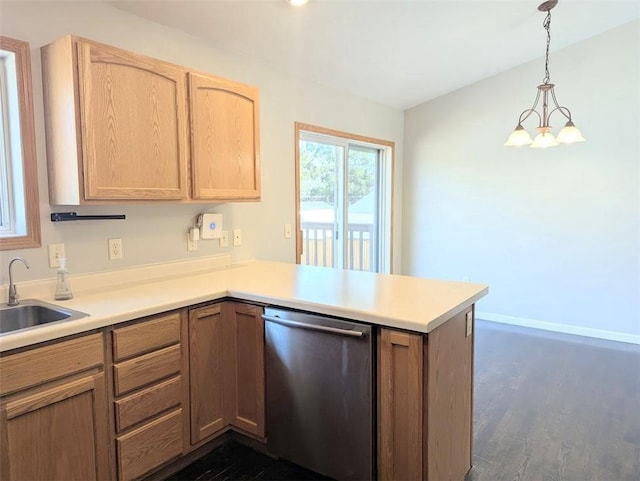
[[402, 20, 640, 342], [0, 1, 404, 283]]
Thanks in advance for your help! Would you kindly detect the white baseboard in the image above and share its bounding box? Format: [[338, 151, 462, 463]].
[[476, 311, 640, 345]]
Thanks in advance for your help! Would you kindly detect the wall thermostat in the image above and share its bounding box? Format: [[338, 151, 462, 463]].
[[199, 213, 223, 239]]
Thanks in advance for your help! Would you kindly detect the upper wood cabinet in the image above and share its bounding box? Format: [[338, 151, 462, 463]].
[[188, 73, 260, 200], [41, 35, 261, 204], [42, 35, 188, 204]]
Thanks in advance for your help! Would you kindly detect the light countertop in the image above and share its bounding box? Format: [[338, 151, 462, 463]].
[[0, 260, 488, 352]]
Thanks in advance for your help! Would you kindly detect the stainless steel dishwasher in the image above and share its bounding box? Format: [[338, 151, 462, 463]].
[[263, 307, 375, 481]]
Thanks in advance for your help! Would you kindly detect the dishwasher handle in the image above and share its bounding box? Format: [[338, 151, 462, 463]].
[[262, 314, 366, 338]]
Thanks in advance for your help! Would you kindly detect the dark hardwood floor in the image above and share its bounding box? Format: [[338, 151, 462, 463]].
[[467, 320, 640, 481], [167, 320, 640, 481], [166, 441, 329, 481]]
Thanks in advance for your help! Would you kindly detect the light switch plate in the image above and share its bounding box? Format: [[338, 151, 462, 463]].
[[220, 230, 229, 247], [233, 229, 242, 247]]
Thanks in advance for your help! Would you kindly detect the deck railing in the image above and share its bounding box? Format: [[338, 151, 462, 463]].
[[300, 221, 375, 271]]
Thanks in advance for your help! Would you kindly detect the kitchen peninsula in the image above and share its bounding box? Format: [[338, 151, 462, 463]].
[[0, 259, 488, 481]]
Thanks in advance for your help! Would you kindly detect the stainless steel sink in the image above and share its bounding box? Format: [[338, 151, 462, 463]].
[[0, 299, 89, 335]]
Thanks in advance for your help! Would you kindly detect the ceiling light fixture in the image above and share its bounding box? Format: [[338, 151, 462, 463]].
[[286, 0, 309, 6], [504, 0, 585, 148]]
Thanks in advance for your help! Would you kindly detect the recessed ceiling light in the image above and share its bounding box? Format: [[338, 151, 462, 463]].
[[287, 0, 309, 6]]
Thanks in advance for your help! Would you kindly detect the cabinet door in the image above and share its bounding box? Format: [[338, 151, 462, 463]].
[[224, 302, 265, 437], [0, 373, 110, 481], [188, 304, 226, 444], [77, 40, 188, 200], [378, 329, 424, 481], [188, 72, 260, 200]]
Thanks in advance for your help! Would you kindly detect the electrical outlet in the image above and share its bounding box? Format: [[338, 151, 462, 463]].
[[466, 311, 473, 337], [48, 243, 66, 268], [108, 238, 123, 260], [233, 229, 242, 247], [220, 230, 229, 247], [284, 223, 292, 239]]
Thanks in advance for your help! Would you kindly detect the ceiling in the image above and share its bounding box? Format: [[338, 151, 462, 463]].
[[110, 0, 640, 110]]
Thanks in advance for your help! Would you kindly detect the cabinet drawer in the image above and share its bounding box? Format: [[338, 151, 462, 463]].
[[115, 376, 182, 432], [116, 408, 183, 481], [113, 312, 181, 361], [0, 333, 104, 396], [114, 344, 181, 396]]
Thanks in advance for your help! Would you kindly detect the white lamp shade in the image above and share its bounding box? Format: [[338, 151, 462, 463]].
[[504, 125, 533, 146], [557, 122, 586, 144], [530, 131, 559, 148]]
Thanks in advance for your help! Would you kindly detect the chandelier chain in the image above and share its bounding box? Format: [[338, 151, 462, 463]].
[[543, 9, 552, 84]]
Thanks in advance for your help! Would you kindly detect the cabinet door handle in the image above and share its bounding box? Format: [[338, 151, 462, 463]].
[[262, 314, 366, 338]]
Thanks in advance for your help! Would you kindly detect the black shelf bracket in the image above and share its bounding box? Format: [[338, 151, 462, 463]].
[[51, 212, 126, 222]]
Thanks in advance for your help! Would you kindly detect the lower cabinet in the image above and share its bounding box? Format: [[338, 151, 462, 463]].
[[110, 311, 186, 481], [224, 302, 265, 437], [188, 301, 265, 446], [0, 333, 110, 481], [378, 329, 424, 481], [378, 308, 474, 481], [102, 300, 264, 478], [0, 300, 473, 481], [115, 408, 183, 481], [188, 303, 227, 443]]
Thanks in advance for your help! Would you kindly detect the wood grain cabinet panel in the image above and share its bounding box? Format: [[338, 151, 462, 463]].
[[188, 72, 261, 200], [114, 375, 182, 433], [378, 307, 475, 481], [0, 332, 103, 396], [41, 35, 188, 204], [0, 336, 109, 481], [42, 35, 261, 205], [187, 301, 265, 446], [425, 309, 474, 481], [223, 302, 265, 437], [378, 329, 423, 481], [188, 303, 227, 444], [109, 311, 187, 480], [76, 41, 188, 201], [114, 344, 181, 396], [112, 312, 181, 361], [116, 408, 183, 481]]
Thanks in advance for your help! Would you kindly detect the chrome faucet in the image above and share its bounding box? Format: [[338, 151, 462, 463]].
[[7, 257, 30, 306]]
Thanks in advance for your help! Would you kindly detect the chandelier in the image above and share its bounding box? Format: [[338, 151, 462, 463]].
[[504, 0, 585, 148]]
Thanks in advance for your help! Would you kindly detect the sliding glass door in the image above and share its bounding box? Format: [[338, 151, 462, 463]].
[[296, 124, 393, 273]]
